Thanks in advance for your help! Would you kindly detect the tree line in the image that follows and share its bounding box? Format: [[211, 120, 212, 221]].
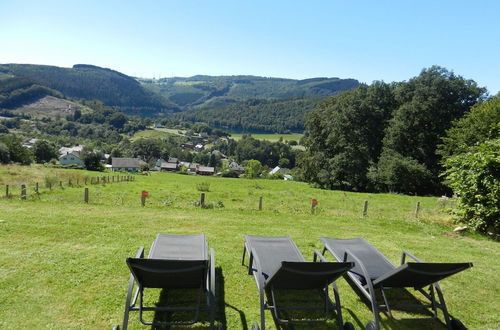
[[298, 66, 499, 233], [176, 97, 320, 133]]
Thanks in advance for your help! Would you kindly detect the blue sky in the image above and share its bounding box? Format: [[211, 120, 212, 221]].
[[1, 0, 499, 93]]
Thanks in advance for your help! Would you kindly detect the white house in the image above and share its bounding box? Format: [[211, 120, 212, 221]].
[[59, 152, 85, 167]]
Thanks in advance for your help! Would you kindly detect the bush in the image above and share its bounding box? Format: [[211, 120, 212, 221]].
[[444, 139, 500, 233], [369, 150, 433, 195], [44, 175, 59, 188], [221, 170, 240, 178], [0, 142, 10, 164], [196, 181, 210, 192]]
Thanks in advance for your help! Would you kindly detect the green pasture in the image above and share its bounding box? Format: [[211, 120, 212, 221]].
[[131, 128, 184, 141], [230, 133, 303, 143], [0, 167, 498, 329]]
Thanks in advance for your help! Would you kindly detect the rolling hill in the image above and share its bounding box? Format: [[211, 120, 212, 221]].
[[0, 64, 178, 116], [1, 63, 360, 132], [140, 75, 359, 109]]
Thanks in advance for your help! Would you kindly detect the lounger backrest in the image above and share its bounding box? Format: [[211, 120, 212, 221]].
[[268, 261, 354, 290], [321, 237, 395, 285], [127, 258, 208, 289], [149, 233, 207, 260], [245, 235, 304, 281], [372, 262, 473, 289]]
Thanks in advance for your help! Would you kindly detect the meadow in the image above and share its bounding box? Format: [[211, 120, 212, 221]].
[[229, 133, 303, 143], [0, 165, 498, 329]]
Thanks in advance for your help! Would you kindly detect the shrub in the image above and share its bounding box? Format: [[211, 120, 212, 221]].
[[444, 139, 500, 233], [221, 170, 240, 178], [44, 175, 58, 188], [196, 181, 210, 192], [369, 150, 433, 195]]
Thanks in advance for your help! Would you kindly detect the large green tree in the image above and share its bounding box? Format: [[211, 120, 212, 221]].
[[438, 96, 500, 159], [372, 66, 486, 194], [300, 82, 397, 191], [33, 140, 58, 163]]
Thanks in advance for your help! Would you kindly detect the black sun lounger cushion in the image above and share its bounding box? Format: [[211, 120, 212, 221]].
[[245, 235, 353, 290], [372, 262, 473, 289], [126, 234, 209, 289], [321, 237, 395, 285], [321, 237, 473, 288]]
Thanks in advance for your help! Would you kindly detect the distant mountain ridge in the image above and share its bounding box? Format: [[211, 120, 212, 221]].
[[0, 64, 178, 115], [0, 63, 360, 132], [140, 75, 359, 110]]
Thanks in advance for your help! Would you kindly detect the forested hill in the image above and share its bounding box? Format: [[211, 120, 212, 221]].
[[140, 75, 359, 109], [0, 64, 178, 115], [175, 97, 321, 133]]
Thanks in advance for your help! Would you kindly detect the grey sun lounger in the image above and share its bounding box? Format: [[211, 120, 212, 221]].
[[115, 234, 216, 330], [321, 237, 473, 330], [242, 235, 355, 330]]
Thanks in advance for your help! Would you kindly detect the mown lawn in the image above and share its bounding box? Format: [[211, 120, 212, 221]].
[[230, 133, 303, 143], [0, 168, 498, 329]]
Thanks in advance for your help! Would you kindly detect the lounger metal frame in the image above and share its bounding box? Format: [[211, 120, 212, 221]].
[[119, 237, 216, 330], [322, 239, 471, 330], [242, 237, 353, 329]]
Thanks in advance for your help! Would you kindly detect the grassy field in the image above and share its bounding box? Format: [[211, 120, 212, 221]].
[[130, 128, 188, 141], [230, 133, 303, 143], [0, 165, 498, 329]]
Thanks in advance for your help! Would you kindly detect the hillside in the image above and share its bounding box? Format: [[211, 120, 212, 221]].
[[0, 73, 63, 109], [1, 64, 360, 132], [0, 64, 178, 116], [140, 75, 359, 109], [176, 97, 321, 133], [13, 95, 87, 118]]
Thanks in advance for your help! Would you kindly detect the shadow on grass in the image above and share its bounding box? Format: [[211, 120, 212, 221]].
[[149, 267, 236, 329], [263, 288, 347, 330], [343, 276, 458, 329]]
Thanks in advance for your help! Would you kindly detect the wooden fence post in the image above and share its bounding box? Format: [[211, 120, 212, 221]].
[[68, 179, 72, 187], [415, 201, 421, 218], [21, 184, 26, 200], [200, 193, 205, 208], [362, 200, 368, 217], [48, 182, 52, 190], [84, 187, 89, 204], [35, 182, 39, 193], [59, 181, 62, 188], [258, 196, 263, 211], [5, 184, 9, 197]]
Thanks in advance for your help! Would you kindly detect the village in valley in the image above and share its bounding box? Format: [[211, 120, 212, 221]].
[[0, 1, 498, 329]]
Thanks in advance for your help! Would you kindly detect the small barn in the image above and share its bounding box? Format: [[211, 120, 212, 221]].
[[111, 158, 144, 172]]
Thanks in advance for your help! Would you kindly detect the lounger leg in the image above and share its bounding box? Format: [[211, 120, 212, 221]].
[[331, 282, 344, 329], [433, 283, 452, 329], [259, 286, 265, 329], [242, 245, 246, 265], [121, 274, 135, 330], [209, 248, 216, 330]]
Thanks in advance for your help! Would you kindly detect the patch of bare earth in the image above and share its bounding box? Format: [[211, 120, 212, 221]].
[[14, 96, 82, 117]]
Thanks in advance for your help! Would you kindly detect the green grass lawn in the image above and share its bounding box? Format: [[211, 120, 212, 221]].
[[130, 128, 185, 141], [230, 133, 303, 143], [0, 168, 498, 329]]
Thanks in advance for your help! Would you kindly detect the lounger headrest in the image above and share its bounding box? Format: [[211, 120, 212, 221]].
[[127, 258, 208, 289], [267, 261, 354, 290]]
